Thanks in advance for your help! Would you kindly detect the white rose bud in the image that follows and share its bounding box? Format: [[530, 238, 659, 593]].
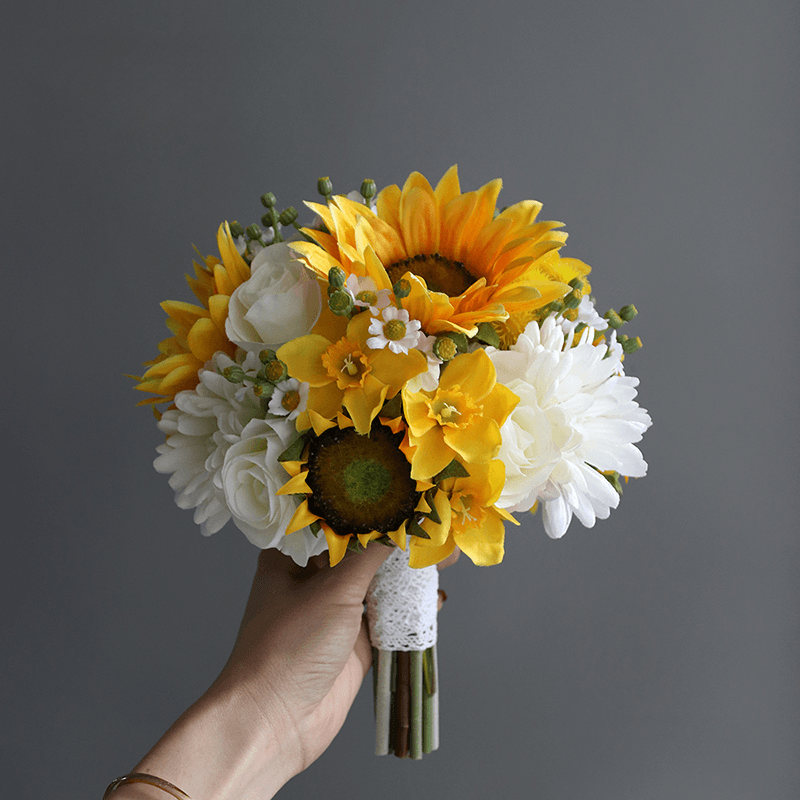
[[225, 242, 322, 351], [220, 418, 299, 549]]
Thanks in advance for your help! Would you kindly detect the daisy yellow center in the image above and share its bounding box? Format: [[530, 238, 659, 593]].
[[356, 290, 378, 306], [383, 319, 407, 341], [282, 391, 301, 412], [386, 253, 475, 297]]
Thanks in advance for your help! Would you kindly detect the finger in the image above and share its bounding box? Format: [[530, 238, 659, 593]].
[[307, 542, 393, 605], [353, 615, 374, 679], [437, 547, 460, 571]]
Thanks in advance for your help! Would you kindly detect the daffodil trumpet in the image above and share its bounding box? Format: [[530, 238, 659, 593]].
[[137, 166, 651, 761]]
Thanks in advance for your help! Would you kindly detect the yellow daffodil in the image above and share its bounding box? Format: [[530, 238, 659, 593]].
[[134, 224, 251, 407], [277, 414, 449, 566], [401, 349, 518, 480], [290, 166, 575, 338], [277, 310, 427, 434]]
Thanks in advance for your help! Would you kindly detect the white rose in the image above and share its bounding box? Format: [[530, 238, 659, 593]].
[[225, 243, 322, 350], [220, 418, 300, 549]]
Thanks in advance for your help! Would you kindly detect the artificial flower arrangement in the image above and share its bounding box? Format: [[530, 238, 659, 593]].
[[134, 166, 651, 759]]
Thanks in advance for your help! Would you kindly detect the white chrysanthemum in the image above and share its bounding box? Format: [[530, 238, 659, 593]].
[[154, 352, 263, 535], [367, 306, 422, 354], [220, 419, 328, 565], [489, 317, 651, 539]]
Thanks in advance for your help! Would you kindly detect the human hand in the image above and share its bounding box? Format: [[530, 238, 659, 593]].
[[120, 545, 456, 800]]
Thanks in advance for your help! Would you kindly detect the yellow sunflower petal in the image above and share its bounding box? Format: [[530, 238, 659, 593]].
[[324, 525, 351, 567], [276, 472, 311, 496], [401, 185, 439, 255], [433, 164, 461, 211], [408, 534, 456, 568], [286, 499, 321, 535]]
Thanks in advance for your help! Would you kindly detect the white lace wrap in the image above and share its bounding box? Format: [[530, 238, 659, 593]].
[[366, 547, 438, 651]]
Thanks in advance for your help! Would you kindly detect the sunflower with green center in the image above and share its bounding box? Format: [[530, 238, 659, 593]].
[[133, 224, 251, 409], [290, 165, 579, 338], [277, 412, 450, 566], [401, 348, 519, 481]]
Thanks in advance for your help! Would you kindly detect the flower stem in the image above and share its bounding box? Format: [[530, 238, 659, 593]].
[[374, 649, 392, 756], [410, 651, 423, 759], [395, 651, 411, 758]]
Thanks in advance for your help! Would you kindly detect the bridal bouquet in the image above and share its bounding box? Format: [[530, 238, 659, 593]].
[[134, 166, 651, 759]]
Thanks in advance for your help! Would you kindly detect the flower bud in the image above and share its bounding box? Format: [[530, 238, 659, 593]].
[[229, 221, 245, 238], [604, 309, 624, 329], [393, 278, 411, 299], [563, 293, 581, 310], [328, 289, 354, 316], [245, 224, 263, 241], [360, 179, 376, 200], [433, 336, 458, 361], [327, 266, 346, 289], [279, 206, 298, 226], [260, 359, 287, 382], [317, 176, 333, 198], [568, 277, 584, 292], [222, 365, 245, 383], [261, 210, 277, 228], [258, 348, 278, 364], [619, 304, 638, 321], [620, 335, 642, 354], [260, 192, 277, 208]]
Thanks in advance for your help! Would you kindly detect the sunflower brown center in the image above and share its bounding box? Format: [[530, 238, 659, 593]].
[[305, 423, 420, 537], [386, 253, 475, 297]]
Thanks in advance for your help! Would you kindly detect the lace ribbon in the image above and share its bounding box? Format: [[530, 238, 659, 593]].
[[366, 547, 438, 651]]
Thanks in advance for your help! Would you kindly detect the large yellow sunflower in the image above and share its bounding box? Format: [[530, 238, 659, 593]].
[[134, 223, 251, 407], [290, 165, 577, 337]]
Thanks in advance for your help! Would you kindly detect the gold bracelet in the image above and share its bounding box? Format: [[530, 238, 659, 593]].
[[103, 773, 192, 800]]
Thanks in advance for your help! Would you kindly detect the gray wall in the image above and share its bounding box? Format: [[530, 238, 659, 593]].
[[3, 1, 798, 798]]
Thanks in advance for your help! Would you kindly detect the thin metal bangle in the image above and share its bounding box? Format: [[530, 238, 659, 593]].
[[103, 773, 192, 800]]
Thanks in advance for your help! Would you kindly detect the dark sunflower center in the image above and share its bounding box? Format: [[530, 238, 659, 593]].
[[305, 423, 420, 537], [386, 253, 475, 297]]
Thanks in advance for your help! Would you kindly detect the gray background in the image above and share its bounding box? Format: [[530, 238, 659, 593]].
[[2, 1, 798, 798]]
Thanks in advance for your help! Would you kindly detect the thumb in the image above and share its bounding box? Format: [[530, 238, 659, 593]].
[[311, 542, 394, 604]]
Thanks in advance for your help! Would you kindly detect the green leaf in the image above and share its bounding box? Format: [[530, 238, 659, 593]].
[[309, 520, 322, 537], [423, 488, 441, 523], [278, 435, 307, 463], [408, 517, 431, 540], [433, 459, 470, 483], [474, 322, 500, 348], [442, 331, 469, 352], [379, 393, 403, 420]]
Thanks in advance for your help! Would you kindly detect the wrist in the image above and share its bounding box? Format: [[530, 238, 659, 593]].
[[115, 682, 292, 800]]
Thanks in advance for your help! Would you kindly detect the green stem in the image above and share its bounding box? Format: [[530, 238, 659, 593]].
[[422, 647, 434, 754], [374, 650, 392, 756], [410, 651, 423, 759]]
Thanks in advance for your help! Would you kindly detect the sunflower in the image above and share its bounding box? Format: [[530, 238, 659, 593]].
[[290, 165, 576, 338], [278, 413, 450, 566], [134, 224, 251, 408]]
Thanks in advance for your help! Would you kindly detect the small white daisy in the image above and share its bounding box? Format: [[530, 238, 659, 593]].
[[267, 378, 309, 421], [367, 306, 422, 354], [344, 274, 391, 313]]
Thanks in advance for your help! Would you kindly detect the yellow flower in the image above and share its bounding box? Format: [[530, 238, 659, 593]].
[[290, 166, 574, 337], [492, 250, 593, 348], [133, 224, 250, 407], [401, 349, 518, 480], [277, 310, 427, 434], [278, 414, 450, 566]]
